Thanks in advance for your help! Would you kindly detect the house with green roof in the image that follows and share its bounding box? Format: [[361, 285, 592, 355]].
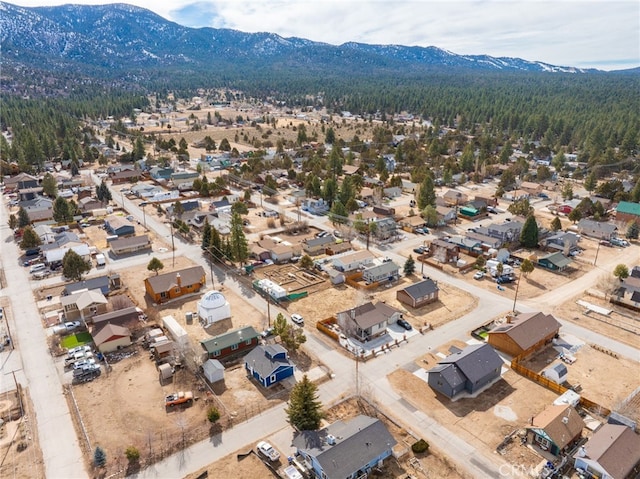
[[200, 326, 260, 361], [616, 201, 640, 226]]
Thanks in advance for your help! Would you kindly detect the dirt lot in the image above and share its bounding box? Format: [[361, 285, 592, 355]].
[[287, 274, 476, 331], [521, 343, 640, 413], [553, 291, 640, 348], [186, 396, 470, 479], [0, 388, 45, 479], [388, 351, 560, 472]]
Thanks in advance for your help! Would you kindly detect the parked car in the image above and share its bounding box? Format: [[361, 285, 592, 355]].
[[610, 238, 629, 247], [473, 271, 485, 280], [413, 245, 427, 254], [256, 441, 280, 462], [396, 318, 412, 331], [260, 327, 275, 338], [291, 314, 304, 326], [64, 321, 82, 331], [487, 206, 498, 214], [496, 276, 514, 284]]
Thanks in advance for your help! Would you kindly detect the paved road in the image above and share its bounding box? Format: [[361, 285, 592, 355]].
[[88, 179, 640, 477], [0, 200, 86, 478]]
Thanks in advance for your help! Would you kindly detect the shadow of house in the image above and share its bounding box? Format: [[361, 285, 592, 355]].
[[292, 415, 397, 479], [245, 344, 295, 388], [427, 343, 503, 400]]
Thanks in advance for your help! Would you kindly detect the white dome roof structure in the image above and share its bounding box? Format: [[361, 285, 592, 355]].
[[198, 290, 231, 326]]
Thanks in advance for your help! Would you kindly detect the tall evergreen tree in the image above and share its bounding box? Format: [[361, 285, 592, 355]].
[[229, 212, 249, 264], [18, 207, 31, 228], [285, 375, 324, 431], [62, 249, 92, 282], [417, 174, 435, 210], [519, 215, 539, 248], [53, 196, 73, 223], [201, 219, 212, 251], [550, 216, 562, 232], [20, 226, 42, 249], [41, 173, 57, 197]]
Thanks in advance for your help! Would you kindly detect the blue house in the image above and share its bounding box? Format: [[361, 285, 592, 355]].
[[244, 345, 294, 388], [292, 415, 397, 479]]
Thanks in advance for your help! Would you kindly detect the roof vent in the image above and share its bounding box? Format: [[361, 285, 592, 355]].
[[327, 434, 336, 445]]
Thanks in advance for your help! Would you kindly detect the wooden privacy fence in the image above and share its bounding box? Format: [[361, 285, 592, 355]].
[[317, 317, 340, 340], [511, 354, 611, 417], [345, 271, 380, 290]]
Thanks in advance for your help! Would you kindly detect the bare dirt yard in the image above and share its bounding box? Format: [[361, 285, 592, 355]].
[[0, 388, 44, 479], [288, 274, 477, 332], [521, 343, 640, 413], [388, 349, 560, 472], [186, 396, 470, 479]]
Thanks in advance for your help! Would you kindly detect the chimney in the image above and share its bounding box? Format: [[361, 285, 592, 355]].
[[176, 273, 182, 287]]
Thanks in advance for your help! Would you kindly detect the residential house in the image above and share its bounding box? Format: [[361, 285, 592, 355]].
[[362, 260, 400, 283], [61, 289, 108, 320], [577, 219, 618, 240], [396, 278, 439, 308], [618, 274, 640, 306], [64, 274, 120, 296], [110, 235, 152, 256], [401, 179, 417, 194], [92, 324, 132, 353], [520, 181, 543, 196], [244, 344, 295, 388], [200, 326, 260, 361], [18, 185, 43, 201], [104, 216, 135, 237], [526, 405, 585, 456], [148, 166, 174, 181], [443, 189, 468, 206], [301, 198, 329, 215], [302, 235, 335, 256], [287, 189, 307, 207], [487, 311, 561, 357], [326, 268, 346, 285], [131, 183, 164, 199], [537, 252, 573, 272], [91, 306, 141, 328], [475, 195, 498, 207], [436, 205, 457, 225], [27, 208, 55, 224], [503, 189, 530, 201], [427, 343, 503, 399], [373, 216, 398, 240], [331, 250, 375, 272], [336, 301, 402, 341], [78, 197, 103, 212], [383, 186, 402, 198], [110, 169, 139, 185], [615, 201, 640, 227], [341, 165, 360, 176], [34, 224, 56, 244], [144, 266, 206, 304], [542, 232, 580, 254], [171, 171, 199, 191], [325, 241, 352, 255], [20, 196, 53, 213], [430, 239, 459, 264], [465, 231, 502, 250], [477, 220, 524, 246], [4, 173, 38, 192], [573, 424, 640, 479], [292, 415, 397, 479], [448, 235, 484, 254], [45, 244, 91, 266]]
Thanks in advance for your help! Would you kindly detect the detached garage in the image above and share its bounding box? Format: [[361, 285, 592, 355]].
[[93, 324, 132, 353], [202, 359, 225, 384]]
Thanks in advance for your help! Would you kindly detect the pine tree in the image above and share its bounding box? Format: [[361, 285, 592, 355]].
[[584, 171, 597, 192], [53, 196, 72, 223], [520, 215, 539, 248], [229, 212, 248, 264], [147, 257, 164, 275], [285, 375, 324, 431], [202, 220, 212, 251], [403, 255, 416, 275], [18, 207, 31, 228], [41, 172, 57, 197], [626, 221, 639, 240], [417, 174, 435, 210], [520, 258, 535, 277], [550, 216, 562, 232], [62, 249, 92, 282], [20, 226, 42, 249], [93, 446, 107, 468], [8, 214, 18, 230]]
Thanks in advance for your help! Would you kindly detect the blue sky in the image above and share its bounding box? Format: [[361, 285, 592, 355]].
[[10, 0, 640, 71]]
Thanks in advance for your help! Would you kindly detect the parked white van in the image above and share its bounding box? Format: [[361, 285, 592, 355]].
[[29, 263, 46, 273]]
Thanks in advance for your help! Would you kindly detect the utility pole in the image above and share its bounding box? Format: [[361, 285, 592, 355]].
[[593, 240, 601, 267], [169, 221, 175, 267], [142, 203, 147, 230], [512, 269, 522, 313]]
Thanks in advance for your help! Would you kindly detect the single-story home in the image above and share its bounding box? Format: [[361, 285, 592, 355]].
[[91, 306, 141, 328], [144, 266, 206, 304], [78, 197, 103, 212], [302, 235, 335, 256], [64, 274, 120, 296], [519, 181, 543, 196], [541, 232, 580, 253], [573, 424, 640, 479], [244, 344, 295, 388], [293, 415, 397, 479], [92, 323, 132, 353], [61, 289, 108, 320], [615, 201, 640, 226], [487, 311, 561, 357], [110, 169, 139, 184], [396, 278, 439, 308], [442, 189, 468, 206], [332, 250, 376, 272], [526, 405, 584, 457], [104, 216, 135, 237], [362, 260, 400, 283], [45, 243, 92, 265], [200, 326, 260, 361], [537, 251, 573, 272], [577, 219, 618, 241], [427, 343, 503, 399], [336, 301, 402, 341], [110, 235, 152, 256]]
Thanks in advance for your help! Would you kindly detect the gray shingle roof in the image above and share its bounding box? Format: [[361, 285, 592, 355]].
[[401, 279, 439, 299], [436, 343, 503, 384], [244, 345, 291, 378], [292, 415, 396, 479]]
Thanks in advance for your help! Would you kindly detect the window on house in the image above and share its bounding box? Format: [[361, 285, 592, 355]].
[[160, 292, 167, 298], [212, 350, 220, 357], [535, 436, 550, 450], [231, 344, 239, 351], [270, 374, 276, 383], [174, 288, 180, 293], [245, 339, 252, 345]]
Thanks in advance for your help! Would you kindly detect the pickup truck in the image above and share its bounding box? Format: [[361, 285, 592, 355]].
[[165, 391, 194, 408]]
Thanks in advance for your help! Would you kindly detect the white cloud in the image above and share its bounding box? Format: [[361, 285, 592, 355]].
[[9, 0, 640, 70]]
